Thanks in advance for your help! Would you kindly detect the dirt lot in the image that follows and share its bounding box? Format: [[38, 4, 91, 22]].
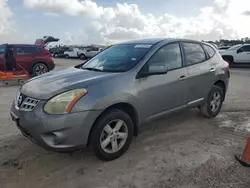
[[0, 59, 250, 188]]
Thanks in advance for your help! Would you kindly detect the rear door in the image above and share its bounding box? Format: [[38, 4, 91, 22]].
[[14, 46, 40, 71], [182, 42, 216, 104], [0, 44, 7, 71]]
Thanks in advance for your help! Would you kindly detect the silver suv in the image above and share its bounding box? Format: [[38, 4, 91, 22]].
[[10, 38, 230, 161]]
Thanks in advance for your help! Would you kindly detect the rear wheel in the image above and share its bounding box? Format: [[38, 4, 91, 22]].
[[91, 109, 134, 161], [200, 85, 224, 118], [79, 54, 86, 60], [65, 54, 69, 59], [33, 63, 48, 76]]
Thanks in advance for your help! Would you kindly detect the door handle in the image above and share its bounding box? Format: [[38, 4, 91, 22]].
[[210, 68, 215, 72], [179, 75, 187, 81]]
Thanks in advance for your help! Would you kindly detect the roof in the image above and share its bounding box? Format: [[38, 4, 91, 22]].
[[117, 38, 167, 45], [8, 44, 40, 47], [116, 38, 205, 45]]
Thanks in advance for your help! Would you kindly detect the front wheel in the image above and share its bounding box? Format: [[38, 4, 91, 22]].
[[65, 54, 69, 59], [200, 85, 224, 118], [91, 109, 134, 161]]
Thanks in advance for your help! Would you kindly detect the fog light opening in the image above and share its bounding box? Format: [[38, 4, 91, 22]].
[[52, 132, 64, 145]]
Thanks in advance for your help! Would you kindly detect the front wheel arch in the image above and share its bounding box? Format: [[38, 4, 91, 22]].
[[87, 103, 139, 147]]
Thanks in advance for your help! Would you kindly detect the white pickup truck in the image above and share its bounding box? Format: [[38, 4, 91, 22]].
[[220, 44, 250, 66], [77, 47, 103, 60], [64, 48, 81, 58]]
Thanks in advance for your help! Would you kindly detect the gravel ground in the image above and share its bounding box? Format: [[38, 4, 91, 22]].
[[0, 59, 250, 188]]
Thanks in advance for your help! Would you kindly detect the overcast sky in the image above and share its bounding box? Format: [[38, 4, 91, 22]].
[[1, 0, 250, 45]]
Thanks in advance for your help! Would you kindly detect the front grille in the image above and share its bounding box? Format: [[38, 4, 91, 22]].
[[16, 92, 40, 111]]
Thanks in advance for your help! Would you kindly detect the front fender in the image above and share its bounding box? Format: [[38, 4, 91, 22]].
[[72, 92, 142, 120]]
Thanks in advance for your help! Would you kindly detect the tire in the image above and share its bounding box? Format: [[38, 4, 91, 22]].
[[91, 109, 134, 161], [32, 63, 48, 76], [53, 53, 58, 57], [3, 80, 10, 87], [200, 85, 224, 118], [65, 54, 69, 59], [79, 54, 86, 60], [18, 79, 26, 85]]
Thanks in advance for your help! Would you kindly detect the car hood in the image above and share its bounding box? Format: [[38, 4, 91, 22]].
[[21, 67, 120, 100]]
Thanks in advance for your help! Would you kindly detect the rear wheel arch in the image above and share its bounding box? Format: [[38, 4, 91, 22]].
[[87, 102, 139, 147], [79, 53, 86, 59], [214, 80, 226, 101]]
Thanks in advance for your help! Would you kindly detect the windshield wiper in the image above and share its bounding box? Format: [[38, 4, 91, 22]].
[[82, 67, 103, 72]]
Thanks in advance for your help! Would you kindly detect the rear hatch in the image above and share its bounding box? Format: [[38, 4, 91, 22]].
[[34, 36, 59, 47]]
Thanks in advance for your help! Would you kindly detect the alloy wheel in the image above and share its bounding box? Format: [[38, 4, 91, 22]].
[[100, 119, 128, 154], [35, 64, 48, 75], [210, 91, 221, 112]]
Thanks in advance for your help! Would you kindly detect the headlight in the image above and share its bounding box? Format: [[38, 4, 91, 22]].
[[44, 89, 87, 114]]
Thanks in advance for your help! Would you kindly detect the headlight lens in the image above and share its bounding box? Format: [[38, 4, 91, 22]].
[[44, 89, 87, 114]]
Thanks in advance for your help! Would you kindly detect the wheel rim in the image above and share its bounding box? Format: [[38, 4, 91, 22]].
[[210, 91, 221, 112], [35, 65, 47, 75], [100, 119, 128, 154]]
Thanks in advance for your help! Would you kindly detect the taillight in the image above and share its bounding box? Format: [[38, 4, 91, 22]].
[[224, 60, 229, 69]]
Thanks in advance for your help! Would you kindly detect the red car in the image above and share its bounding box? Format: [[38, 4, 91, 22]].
[[0, 36, 59, 76]]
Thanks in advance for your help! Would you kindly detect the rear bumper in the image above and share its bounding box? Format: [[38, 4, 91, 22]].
[[48, 60, 55, 71]]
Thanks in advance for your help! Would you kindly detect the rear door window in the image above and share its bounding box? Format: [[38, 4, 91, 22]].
[[183, 42, 206, 65], [16, 46, 41, 55]]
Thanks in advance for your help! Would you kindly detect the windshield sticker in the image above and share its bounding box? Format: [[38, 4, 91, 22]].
[[131, 58, 137, 61], [134, 44, 152, 48]]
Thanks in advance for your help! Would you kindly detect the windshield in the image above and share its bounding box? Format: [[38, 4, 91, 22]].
[[82, 44, 153, 72], [228, 44, 242, 50]]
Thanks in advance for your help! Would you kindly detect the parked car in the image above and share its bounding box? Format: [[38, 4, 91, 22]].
[[77, 46, 103, 59], [218, 46, 231, 53], [52, 47, 70, 58], [10, 38, 230, 161], [220, 44, 250, 66], [0, 36, 58, 76], [64, 48, 81, 58]]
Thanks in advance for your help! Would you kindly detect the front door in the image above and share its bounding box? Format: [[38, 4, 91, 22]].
[[136, 42, 189, 119], [234, 45, 250, 63]]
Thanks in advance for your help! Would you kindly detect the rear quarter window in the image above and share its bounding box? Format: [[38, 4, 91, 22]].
[[203, 44, 216, 58]]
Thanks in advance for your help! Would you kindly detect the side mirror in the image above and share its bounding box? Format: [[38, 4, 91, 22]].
[[137, 64, 168, 78], [237, 48, 243, 53]]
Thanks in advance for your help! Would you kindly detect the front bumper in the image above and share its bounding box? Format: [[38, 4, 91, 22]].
[[10, 101, 101, 152]]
